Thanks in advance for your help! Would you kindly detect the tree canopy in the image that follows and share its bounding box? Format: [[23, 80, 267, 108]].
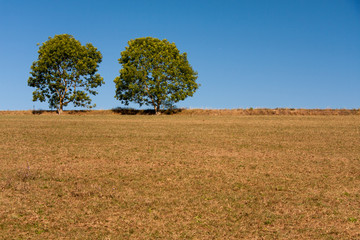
[[114, 37, 199, 114], [28, 34, 103, 114]]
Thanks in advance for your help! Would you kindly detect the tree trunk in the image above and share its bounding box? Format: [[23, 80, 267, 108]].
[[154, 104, 161, 115], [57, 104, 63, 115]]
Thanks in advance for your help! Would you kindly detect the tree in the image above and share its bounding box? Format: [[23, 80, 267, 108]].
[[114, 37, 199, 114], [28, 34, 103, 114]]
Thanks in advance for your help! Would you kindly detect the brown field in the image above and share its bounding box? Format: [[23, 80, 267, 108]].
[[1, 108, 359, 116], [0, 113, 359, 239]]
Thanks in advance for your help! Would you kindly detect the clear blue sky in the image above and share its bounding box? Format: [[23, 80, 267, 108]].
[[1, 0, 359, 110]]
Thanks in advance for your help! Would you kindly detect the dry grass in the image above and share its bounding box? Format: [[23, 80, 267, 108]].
[[0, 114, 359, 239], [1, 108, 359, 116]]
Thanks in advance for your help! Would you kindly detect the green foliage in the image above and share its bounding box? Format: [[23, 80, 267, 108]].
[[28, 34, 103, 113], [114, 37, 199, 114]]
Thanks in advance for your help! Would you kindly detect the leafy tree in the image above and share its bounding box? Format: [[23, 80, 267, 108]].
[[28, 34, 103, 114], [114, 37, 199, 114]]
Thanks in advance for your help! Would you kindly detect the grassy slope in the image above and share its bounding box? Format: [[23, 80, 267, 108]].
[[0, 115, 359, 239], [0, 108, 359, 116]]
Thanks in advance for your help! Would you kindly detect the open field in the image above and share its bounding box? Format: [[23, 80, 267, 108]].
[[1, 108, 359, 116], [0, 114, 359, 239]]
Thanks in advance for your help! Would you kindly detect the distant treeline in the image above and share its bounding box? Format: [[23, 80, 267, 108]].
[[1, 108, 359, 116]]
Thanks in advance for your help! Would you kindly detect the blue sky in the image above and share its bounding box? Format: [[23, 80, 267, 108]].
[[0, 0, 359, 110]]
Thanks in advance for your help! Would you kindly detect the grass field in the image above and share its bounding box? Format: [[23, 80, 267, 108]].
[[0, 114, 359, 239]]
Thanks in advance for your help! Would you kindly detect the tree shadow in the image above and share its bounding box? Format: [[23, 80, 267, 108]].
[[31, 110, 55, 115], [111, 107, 184, 115], [31, 110, 90, 115]]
